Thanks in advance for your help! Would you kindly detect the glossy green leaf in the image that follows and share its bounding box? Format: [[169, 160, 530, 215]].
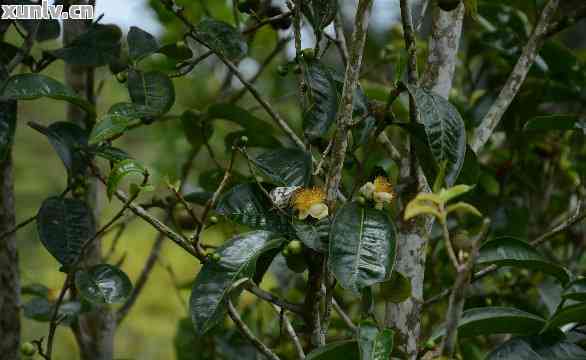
[[430, 307, 545, 341], [106, 159, 147, 199], [190, 231, 284, 335], [1, 73, 95, 116], [158, 43, 193, 62], [89, 114, 141, 145], [92, 146, 131, 163], [193, 18, 247, 62], [543, 303, 586, 333], [329, 202, 397, 293], [215, 183, 287, 231], [23, 297, 81, 325], [380, 271, 412, 304], [306, 340, 360, 360], [292, 219, 330, 252], [477, 237, 571, 285], [184, 191, 213, 206], [524, 114, 583, 132], [562, 278, 586, 302], [487, 335, 586, 359], [358, 322, 394, 360], [32, 122, 89, 177], [37, 197, 95, 266], [250, 148, 313, 187], [75, 264, 133, 304], [127, 26, 159, 61], [405, 84, 466, 186], [181, 110, 213, 150], [0, 100, 16, 162], [446, 202, 482, 217], [301, 59, 339, 140], [108, 102, 156, 118], [127, 70, 175, 115], [51, 24, 122, 66]]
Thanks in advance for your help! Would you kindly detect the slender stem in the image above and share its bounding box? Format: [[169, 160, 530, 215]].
[[471, 0, 560, 152], [45, 275, 72, 360], [0, 214, 37, 240], [242, 10, 293, 34], [332, 298, 357, 332], [245, 281, 305, 315], [271, 305, 305, 359], [441, 217, 461, 271]]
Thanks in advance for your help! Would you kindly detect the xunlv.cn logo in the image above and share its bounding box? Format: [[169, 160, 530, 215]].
[[1, 0, 94, 20]]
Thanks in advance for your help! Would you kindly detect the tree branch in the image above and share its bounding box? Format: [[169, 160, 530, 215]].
[[471, 0, 560, 152]]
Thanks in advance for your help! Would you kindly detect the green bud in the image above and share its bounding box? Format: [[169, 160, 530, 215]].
[[212, 253, 221, 262], [282, 248, 290, 257], [302, 48, 315, 60], [287, 240, 303, 255], [240, 135, 249, 144], [357, 196, 366, 205], [21, 342, 36, 356]]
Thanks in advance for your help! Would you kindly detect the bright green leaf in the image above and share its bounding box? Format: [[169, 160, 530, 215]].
[[106, 159, 147, 199]]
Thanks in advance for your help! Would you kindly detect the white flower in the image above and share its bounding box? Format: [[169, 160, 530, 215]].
[[360, 182, 376, 199]]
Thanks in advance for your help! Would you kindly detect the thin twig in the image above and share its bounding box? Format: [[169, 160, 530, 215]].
[[271, 304, 305, 359], [0, 214, 37, 240], [242, 10, 293, 35], [45, 275, 72, 360], [6, 21, 39, 73], [332, 297, 357, 332], [245, 281, 305, 315], [440, 219, 490, 357], [227, 280, 281, 360], [471, 0, 560, 152]]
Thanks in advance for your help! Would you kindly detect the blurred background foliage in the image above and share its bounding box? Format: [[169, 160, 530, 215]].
[[10, 0, 586, 358]]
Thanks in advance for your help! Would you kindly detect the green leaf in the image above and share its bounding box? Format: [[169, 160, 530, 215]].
[[523, 114, 582, 132], [405, 84, 466, 186], [292, 219, 330, 252], [301, 59, 339, 140], [89, 114, 141, 145], [439, 184, 474, 202], [19, 19, 61, 42], [543, 303, 586, 333], [51, 24, 122, 66], [358, 320, 379, 360], [380, 271, 412, 304], [430, 307, 545, 341], [477, 237, 571, 285], [75, 264, 133, 304], [250, 148, 313, 187], [306, 340, 360, 360], [106, 159, 147, 199], [563, 278, 586, 302], [1, 74, 95, 117], [23, 297, 81, 325], [127, 70, 175, 115], [446, 202, 482, 217], [92, 146, 131, 163], [37, 197, 95, 266], [358, 322, 394, 360], [215, 183, 287, 231], [486, 335, 586, 360], [0, 100, 16, 162], [181, 110, 213, 150], [184, 191, 213, 206], [190, 231, 284, 335], [329, 202, 397, 293], [32, 122, 89, 177], [193, 18, 247, 62], [127, 26, 159, 62], [158, 43, 193, 62]]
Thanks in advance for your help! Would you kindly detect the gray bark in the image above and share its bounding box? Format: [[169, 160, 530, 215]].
[[63, 5, 116, 359], [0, 100, 20, 360], [385, 3, 465, 359]]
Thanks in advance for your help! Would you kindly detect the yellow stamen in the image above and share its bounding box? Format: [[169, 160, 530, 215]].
[[292, 187, 326, 212]]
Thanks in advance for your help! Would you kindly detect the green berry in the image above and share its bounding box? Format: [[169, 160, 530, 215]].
[[212, 253, 221, 262], [287, 240, 303, 255], [282, 248, 290, 257], [240, 135, 249, 144], [357, 196, 366, 205], [302, 48, 315, 60], [277, 64, 288, 77], [209, 215, 219, 224], [21, 342, 36, 356]]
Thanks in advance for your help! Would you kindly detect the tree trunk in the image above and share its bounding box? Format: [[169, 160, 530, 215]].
[[63, 3, 116, 359], [385, 4, 464, 359], [0, 100, 20, 360]]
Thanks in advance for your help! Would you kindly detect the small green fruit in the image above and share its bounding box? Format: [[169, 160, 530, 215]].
[[277, 64, 288, 76], [282, 248, 290, 257], [211, 253, 221, 262], [209, 215, 219, 224], [357, 196, 366, 205], [438, 0, 461, 11], [302, 48, 315, 60], [21, 342, 36, 356], [240, 135, 249, 144], [287, 240, 303, 255]]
